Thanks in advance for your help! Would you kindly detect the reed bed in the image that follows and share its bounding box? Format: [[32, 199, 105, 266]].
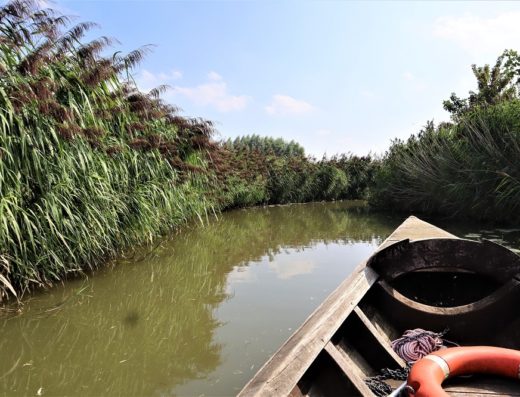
[[371, 101, 520, 224], [0, 0, 218, 300]]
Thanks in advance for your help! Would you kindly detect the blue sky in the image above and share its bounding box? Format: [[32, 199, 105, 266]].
[[44, 1, 520, 156]]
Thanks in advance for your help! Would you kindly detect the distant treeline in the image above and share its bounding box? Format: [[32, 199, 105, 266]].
[[370, 50, 520, 225], [0, 1, 375, 300], [217, 135, 377, 207]]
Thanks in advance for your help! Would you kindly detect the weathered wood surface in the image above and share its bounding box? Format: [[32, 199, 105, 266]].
[[323, 342, 374, 395], [238, 216, 454, 397], [370, 238, 520, 282], [353, 306, 405, 368], [378, 216, 455, 250]]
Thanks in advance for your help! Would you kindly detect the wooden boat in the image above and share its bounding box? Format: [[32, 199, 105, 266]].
[[238, 216, 520, 397]]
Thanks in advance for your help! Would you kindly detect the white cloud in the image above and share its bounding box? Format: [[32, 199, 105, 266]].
[[403, 71, 415, 81], [173, 78, 250, 112], [433, 12, 520, 57], [137, 70, 250, 112], [207, 71, 223, 81], [360, 89, 378, 100], [35, 0, 76, 16], [265, 94, 315, 116], [135, 69, 183, 92], [36, 0, 53, 7], [268, 258, 315, 280]]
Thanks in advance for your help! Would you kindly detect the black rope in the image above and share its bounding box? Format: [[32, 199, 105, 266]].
[[365, 366, 410, 397]]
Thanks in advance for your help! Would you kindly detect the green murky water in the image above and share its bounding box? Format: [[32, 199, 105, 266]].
[[1, 201, 519, 397]]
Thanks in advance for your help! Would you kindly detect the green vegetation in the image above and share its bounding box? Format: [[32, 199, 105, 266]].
[[0, 0, 223, 300], [371, 50, 520, 224], [0, 1, 374, 300], [9, 0, 518, 302], [219, 136, 377, 206]]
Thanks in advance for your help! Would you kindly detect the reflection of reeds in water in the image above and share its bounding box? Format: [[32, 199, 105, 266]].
[[0, 252, 226, 395], [171, 201, 401, 269], [0, 201, 399, 396]]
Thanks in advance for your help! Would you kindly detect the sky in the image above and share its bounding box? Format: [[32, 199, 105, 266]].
[[37, 1, 520, 156]]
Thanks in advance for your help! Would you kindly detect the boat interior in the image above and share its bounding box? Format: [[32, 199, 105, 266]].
[[296, 237, 520, 397], [239, 217, 520, 397]]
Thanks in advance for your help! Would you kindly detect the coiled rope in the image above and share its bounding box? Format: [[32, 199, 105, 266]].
[[365, 328, 454, 396], [391, 328, 446, 363]]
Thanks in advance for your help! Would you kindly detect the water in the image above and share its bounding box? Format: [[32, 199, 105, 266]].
[[1, 201, 519, 396]]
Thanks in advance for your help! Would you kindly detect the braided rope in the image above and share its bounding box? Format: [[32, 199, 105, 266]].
[[365, 367, 410, 397], [391, 328, 445, 363]]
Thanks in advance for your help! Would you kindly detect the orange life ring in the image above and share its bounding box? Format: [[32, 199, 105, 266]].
[[407, 346, 520, 396]]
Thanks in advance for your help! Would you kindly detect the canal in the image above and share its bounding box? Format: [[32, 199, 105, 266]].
[[1, 201, 519, 396]]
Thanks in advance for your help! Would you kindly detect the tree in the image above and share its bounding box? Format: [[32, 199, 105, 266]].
[[443, 49, 520, 119]]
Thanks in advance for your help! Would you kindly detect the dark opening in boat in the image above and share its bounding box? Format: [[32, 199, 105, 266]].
[[391, 271, 501, 307]]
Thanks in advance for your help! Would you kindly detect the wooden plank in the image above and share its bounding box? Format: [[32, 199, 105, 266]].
[[336, 339, 374, 377], [353, 306, 405, 367], [357, 301, 402, 341], [323, 342, 374, 396], [379, 216, 456, 250]]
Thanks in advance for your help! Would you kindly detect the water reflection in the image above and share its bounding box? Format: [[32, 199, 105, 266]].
[[0, 201, 401, 396], [424, 217, 520, 254]]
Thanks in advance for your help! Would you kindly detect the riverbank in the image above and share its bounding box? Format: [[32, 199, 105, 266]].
[[0, 2, 375, 301]]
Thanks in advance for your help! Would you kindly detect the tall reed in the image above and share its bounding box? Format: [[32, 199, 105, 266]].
[[371, 101, 520, 223], [0, 0, 218, 300]]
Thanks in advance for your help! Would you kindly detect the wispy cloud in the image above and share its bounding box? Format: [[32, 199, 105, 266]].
[[135, 69, 183, 92], [136, 69, 250, 112], [360, 89, 378, 100], [316, 129, 332, 137], [35, 0, 53, 8], [265, 94, 315, 116], [403, 71, 415, 81], [433, 12, 520, 57], [36, 0, 77, 18], [207, 71, 223, 81], [173, 75, 250, 112]]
